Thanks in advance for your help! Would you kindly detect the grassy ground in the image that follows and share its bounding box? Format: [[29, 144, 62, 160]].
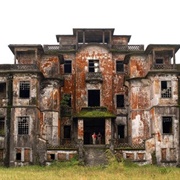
[[0, 160, 180, 180]]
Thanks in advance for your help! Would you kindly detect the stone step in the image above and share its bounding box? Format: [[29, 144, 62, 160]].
[[84, 145, 108, 166]]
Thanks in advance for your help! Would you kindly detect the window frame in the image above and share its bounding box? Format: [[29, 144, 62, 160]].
[[88, 60, 99, 72], [116, 61, 124, 73], [64, 125, 71, 139], [116, 94, 125, 108], [162, 116, 173, 134], [161, 80, 172, 98], [15, 148, 31, 162], [63, 94, 71, 107], [64, 60, 72, 74], [88, 89, 100, 107], [155, 58, 164, 64], [19, 81, 30, 99], [17, 116, 30, 135], [0, 117, 5, 136]]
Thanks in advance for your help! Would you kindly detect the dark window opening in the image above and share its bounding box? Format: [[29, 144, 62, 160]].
[[50, 154, 55, 160], [16, 149, 21, 161], [64, 125, 71, 139], [116, 61, 124, 72], [116, 95, 124, 108], [0, 150, 3, 161], [161, 81, 171, 98], [18, 117, 29, 135], [64, 60, 72, 74], [89, 60, 99, 72], [65, 94, 71, 107], [162, 116, 172, 134], [118, 125, 125, 138], [0, 117, 5, 135], [88, 90, 100, 106], [0, 83, 6, 98], [19, 81, 30, 98], [156, 58, 163, 64]]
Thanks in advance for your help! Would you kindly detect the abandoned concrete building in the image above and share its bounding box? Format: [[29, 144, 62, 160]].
[[0, 28, 180, 166]]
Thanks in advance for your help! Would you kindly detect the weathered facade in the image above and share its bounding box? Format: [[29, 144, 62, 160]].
[[0, 28, 180, 166]]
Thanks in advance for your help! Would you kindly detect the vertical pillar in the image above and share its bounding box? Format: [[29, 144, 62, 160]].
[[35, 49, 38, 65], [105, 118, 111, 144], [173, 49, 176, 69], [78, 119, 84, 141], [83, 30, 85, 44], [109, 31, 112, 48], [152, 50, 155, 69], [102, 30, 105, 44], [76, 31, 78, 50], [14, 50, 17, 64]]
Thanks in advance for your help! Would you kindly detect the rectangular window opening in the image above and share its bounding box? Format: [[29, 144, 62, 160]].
[[0, 117, 5, 136], [155, 58, 163, 64], [0, 149, 3, 161], [162, 116, 172, 134], [116, 61, 124, 72], [16, 148, 21, 161], [18, 116, 29, 135], [89, 60, 99, 72], [116, 95, 124, 108], [63, 94, 71, 107], [161, 81, 171, 98], [64, 60, 72, 74], [64, 125, 71, 139], [19, 81, 30, 98], [50, 154, 55, 160], [88, 90, 100, 106], [118, 125, 125, 139], [0, 83, 6, 98]]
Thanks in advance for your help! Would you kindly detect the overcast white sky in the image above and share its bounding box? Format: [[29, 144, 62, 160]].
[[1, 0, 180, 64]]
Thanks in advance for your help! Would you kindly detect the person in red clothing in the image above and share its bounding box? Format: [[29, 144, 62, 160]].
[[92, 132, 97, 144]]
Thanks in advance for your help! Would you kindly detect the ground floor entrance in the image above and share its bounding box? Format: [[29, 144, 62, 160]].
[[84, 118, 105, 145]]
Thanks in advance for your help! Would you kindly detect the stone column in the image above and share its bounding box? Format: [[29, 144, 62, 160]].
[[78, 119, 84, 141], [105, 118, 111, 144]]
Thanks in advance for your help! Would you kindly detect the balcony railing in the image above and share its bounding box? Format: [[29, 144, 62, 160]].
[[112, 45, 144, 51], [0, 64, 40, 72], [44, 45, 76, 53], [85, 72, 103, 83], [43, 44, 144, 53], [151, 64, 176, 70]]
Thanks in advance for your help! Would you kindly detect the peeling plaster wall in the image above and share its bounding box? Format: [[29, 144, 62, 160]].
[[129, 56, 147, 78], [40, 56, 60, 78], [40, 80, 60, 111], [10, 107, 40, 164], [13, 74, 39, 106], [150, 74, 178, 106], [105, 118, 111, 144], [129, 79, 151, 144], [42, 112, 59, 146], [75, 45, 114, 112], [153, 107, 179, 164]]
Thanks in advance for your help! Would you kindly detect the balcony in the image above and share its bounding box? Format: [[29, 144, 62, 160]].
[[111, 45, 144, 52], [85, 72, 103, 83], [151, 64, 176, 70], [44, 45, 76, 53], [0, 64, 40, 73]]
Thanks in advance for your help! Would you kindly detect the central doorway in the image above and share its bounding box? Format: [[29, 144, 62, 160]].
[[84, 118, 105, 144]]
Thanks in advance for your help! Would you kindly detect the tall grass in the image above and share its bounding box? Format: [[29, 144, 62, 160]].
[[0, 159, 180, 180]]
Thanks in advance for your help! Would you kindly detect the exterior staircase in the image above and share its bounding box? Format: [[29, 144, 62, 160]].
[[84, 145, 108, 166]]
